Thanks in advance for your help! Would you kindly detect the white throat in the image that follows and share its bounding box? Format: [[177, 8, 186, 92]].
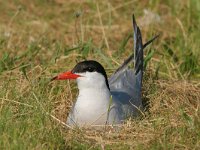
[[67, 72, 115, 126], [76, 72, 109, 90]]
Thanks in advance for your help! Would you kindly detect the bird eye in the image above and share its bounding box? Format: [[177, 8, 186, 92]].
[[87, 67, 94, 72]]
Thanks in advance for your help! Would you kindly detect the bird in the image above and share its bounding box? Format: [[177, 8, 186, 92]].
[[52, 14, 158, 127]]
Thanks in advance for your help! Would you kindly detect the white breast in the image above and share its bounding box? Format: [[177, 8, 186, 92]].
[[67, 72, 121, 126]]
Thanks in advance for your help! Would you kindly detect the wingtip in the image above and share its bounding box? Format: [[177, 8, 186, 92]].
[[50, 76, 57, 81], [132, 14, 136, 25], [132, 13, 138, 31]]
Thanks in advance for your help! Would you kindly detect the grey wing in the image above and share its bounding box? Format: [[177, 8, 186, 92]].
[[109, 69, 142, 110], [109, 14, 158, 116]]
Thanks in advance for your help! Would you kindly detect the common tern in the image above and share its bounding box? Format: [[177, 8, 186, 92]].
[[52, 14, 158, 127]]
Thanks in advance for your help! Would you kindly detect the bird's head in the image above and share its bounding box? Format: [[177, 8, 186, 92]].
[[52, 60, 110, 90]]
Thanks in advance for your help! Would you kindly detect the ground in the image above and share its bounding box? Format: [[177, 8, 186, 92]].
[[0, 0, 200, 149]]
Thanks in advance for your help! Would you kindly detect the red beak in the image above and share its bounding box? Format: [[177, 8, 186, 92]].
[[51, 71, 81, 81]]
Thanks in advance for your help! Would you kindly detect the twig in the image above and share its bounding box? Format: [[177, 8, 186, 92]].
[[96, 3, 110, 53], [0, 98, 33, 107]]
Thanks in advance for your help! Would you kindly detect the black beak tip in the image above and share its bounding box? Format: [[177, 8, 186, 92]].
[[50, 76, 57, 82]]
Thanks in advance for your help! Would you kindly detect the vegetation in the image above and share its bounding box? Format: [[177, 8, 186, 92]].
[[0, 0, 199, 149]]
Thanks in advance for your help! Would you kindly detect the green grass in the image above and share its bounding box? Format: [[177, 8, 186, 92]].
[[0, 0, 200, 149]]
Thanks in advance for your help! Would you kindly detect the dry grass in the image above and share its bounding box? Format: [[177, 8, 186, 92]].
[[0, 0, 200, 149]]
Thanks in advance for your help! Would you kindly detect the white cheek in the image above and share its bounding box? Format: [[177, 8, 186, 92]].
[[76, 72, 107, 89]]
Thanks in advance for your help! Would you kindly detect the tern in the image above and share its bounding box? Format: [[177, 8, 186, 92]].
[[52, 14, 158, 127]]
